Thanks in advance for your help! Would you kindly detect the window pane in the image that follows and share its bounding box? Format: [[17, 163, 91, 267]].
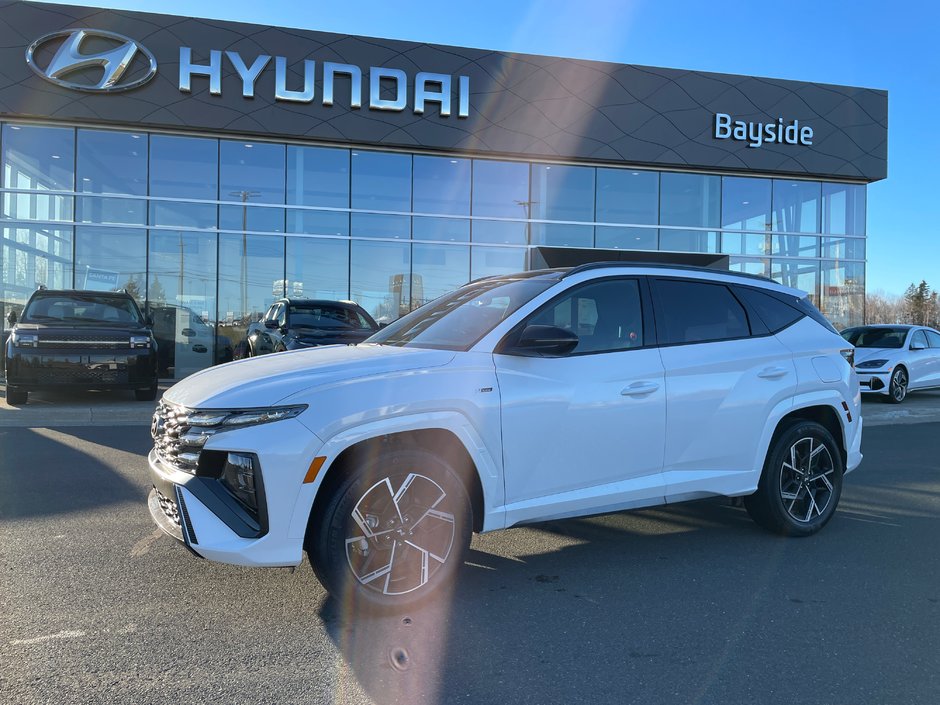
[[734, 286, 803, 333], [77, 129, 146, 196], [529, 223, 593, 247], [528, 278, 644, 354], [217, 233, 285, 358], [412, 217, 470, 242], [286, 237, 349, 299], [595, 226, 657, 250], [773, 180, 820, 233], [654, 279, 749, 344], [351, 151, 411, 212], [660, 172, 720, 227], [819, 260, 864, 329], [150, 135, 218, 201], [470, 246, 526, 280], [472, 160, 529, 218], [351, 213, 410, 239], [2, 124, 74, 221], [150, 202, 217, 229], [220, 141, 285, 205], [729, 257, 770, 277], [772, 259, 820, 304], [722, 176, 771, 231], [77, 197, 146, 225], [74, 227, 146, 302], [147, 230, 218, 378], [822, 183, 866, 236], [721, 232, 769, 256], [531, 164, 594, 223], [822, 237, 865, 260], [286, 209, 349, 236], [1, 225, 73, 330], [925, 330, 940, 348], [659, 229, 718, 253], [219, 205, 284, 233], [772, 235, 818, 257], [411, 244, 470, 308], [287, 146, 349, 208], [413, 156, 470, 215], [596, 168, 658, 225], [471, 220, 527, 245], [350, 240, 411, 323]]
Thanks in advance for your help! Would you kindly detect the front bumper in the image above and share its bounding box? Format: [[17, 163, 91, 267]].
[[7, 349, 156, 389], [856, 371, 889, 394]]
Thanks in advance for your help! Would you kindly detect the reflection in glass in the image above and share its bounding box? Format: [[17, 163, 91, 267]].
[[721, 232, 768, 256], [148, 230, 218, 378], [529, 223, 593, 247], [412, 217, 470, 242], [470, 246, 526, 280], [414, 157, 470, 215], [219, 205, 284, 233], [150, 135, 218, 228], [822, 237, 865, 260], [595, 226, 657, 250], [351, 213, 410, 239], [77, 129, 147, 195], [773, 180, 820, 233], [1, 225, 73, 330], [220, 141, 285, 205], [471, 220, 527, 245], [729, 257, 770, 277], [75, 227, 146, 301], [287, 146, 349, 208], [286, 237, 349, 300], [472, 160, 529, 218], [411, 244, 470, 307], [287, 209, 349, 236], [773, 259, 820, 304], [352, 151, 411, 212], [820, 260, 864, 329], [596, 169, 658, 225], [822, 183, 866, 236], [772, 235, 818, 258], [2, 124, 74, 222], [77, 197, 146, 225], [659, 229, 718, 253], [722, 176, 771, 230], [660, 172, 720, 227], [531, 164, 594, 223], [217, 233, 285, 359], [350, 240, 411, 323]]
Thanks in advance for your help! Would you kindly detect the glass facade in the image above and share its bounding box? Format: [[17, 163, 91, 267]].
[[0, 122, 869, 377]]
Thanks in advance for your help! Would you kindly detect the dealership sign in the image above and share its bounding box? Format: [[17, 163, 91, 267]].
[[714, 113, 814, 148], [24, 28, 470, 117]]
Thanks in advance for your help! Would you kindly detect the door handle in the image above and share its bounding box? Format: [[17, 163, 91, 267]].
[[621, 381, 660, 397], [758, 367, 788, 380]]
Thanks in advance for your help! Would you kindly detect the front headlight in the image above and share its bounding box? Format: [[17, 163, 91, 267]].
[[856, 359, 889, 369], [182, 405, 307, 429], [11, 331, 38, 348]]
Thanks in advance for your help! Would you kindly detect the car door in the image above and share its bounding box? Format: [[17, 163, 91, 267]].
[[925, 330, 940, 387], [650, 278, 799, 500], [907, 329, 933, 389], [494, 277, 666, 526]]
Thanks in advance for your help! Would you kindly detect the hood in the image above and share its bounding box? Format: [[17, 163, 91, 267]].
[[163, 343, 455, 408], [854, 347, 900, 364]]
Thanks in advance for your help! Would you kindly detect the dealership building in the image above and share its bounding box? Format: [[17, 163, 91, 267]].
[[0, 1, 887, 378]]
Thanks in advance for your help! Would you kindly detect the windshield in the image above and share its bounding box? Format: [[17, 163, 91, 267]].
[[841, 326, 908, 348], [22, 293, 143, 326], [289, 304, 374, 331], [367, 276, 558, 351]]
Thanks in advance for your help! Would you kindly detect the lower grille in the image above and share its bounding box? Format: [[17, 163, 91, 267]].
[[40, 367, 128, 384], [155, 487, 181, 529]]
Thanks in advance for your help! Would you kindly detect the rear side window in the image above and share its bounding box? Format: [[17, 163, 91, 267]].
[[926, 330, 940, 348], [734, 286, 804, 333], [653, 279, 749, 345]]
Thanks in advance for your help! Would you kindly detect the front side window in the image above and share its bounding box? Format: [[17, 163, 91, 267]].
[[524, 278, 644, 354], [654, 279, 750, 345], [911, 330, 929, 349]]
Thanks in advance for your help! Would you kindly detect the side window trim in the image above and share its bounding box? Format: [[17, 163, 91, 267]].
[[496, 275, 653, 357], [649, 276, 754, 348]]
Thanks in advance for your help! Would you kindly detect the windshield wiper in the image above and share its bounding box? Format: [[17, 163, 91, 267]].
[[23, 314, 60, 321]]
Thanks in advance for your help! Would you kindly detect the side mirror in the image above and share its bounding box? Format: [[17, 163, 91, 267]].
[[264, 319, 280, 330], [7, 310, 16, 326], [145, 313, 154, 327], [911, 341, 927, 351], [378, 322, 388, 330], [508, 324, 579, 357]]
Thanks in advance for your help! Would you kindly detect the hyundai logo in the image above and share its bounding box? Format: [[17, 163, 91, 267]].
[[25, 29, 157, 93]]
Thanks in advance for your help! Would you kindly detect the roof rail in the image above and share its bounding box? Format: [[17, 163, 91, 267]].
[[562, 260, 776, 284]]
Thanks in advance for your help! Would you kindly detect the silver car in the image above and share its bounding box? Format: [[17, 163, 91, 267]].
[[842, 325, 940, 403]]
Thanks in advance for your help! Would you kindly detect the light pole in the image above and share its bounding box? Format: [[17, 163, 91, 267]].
[[229, 190, 260, 325]]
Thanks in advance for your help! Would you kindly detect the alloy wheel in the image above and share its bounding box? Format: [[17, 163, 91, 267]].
[[891, 368, 907, 402], [778, 436, 835, 524]]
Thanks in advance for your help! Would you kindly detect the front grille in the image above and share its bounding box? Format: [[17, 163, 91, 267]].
[[38, 333, 128, 349], [40, 367, 127, 384], [151, 400, 212, 473]]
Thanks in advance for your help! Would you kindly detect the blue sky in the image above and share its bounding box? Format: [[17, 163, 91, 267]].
[[42, 0, 940, 296]]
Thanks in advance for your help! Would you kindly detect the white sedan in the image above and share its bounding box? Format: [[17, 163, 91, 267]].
[[842, 325, 940, 403]]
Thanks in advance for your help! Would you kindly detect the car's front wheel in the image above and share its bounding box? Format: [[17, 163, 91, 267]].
[[308, 447, 472, 611], [745, 420, 844, 537], [5, 385, 27, 405], [885, 366, 908, 404], [135, 382, 158, 402]]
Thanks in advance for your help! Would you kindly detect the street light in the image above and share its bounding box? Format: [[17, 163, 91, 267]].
[[229, 190, 261, 324]]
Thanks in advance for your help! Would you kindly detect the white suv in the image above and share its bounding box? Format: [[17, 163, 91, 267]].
[[147, 264, 862, 609]]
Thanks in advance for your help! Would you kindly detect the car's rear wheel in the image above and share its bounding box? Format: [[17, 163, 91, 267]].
[[5, 386, 27, 405], [745, 420, 843, 537], [308, 447, 472, 611], [885, 366, 908, 404]]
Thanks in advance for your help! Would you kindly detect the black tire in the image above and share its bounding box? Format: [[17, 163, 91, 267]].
[[745, 420, 843, 537], [308, 447, 472, 611], [6, 386, 27, 405], [884, 366, 908, 404], [135, 382, 158, 402]]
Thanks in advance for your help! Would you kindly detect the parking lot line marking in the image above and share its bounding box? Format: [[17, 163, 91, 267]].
[[10, 630, 86, 645]]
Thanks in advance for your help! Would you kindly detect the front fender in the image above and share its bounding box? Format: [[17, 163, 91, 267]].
[[285, 410, 504, 541]]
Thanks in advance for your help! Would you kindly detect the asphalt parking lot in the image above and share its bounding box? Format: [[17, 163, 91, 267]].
[[1, 388, 939, 704]]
